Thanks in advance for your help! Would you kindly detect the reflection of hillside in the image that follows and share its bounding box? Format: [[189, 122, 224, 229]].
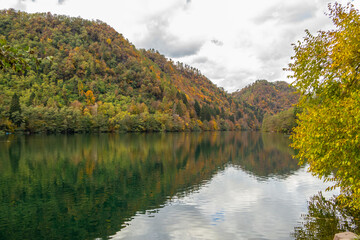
[[0, 132, 296, 240], [230, 132, 299, 178]]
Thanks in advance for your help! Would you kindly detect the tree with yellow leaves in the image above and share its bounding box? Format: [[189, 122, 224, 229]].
[[288, 3, 360, 211], [85, 90, 95, 105]]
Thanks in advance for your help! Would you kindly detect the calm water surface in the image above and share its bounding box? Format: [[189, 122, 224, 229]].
[[0, 132, 335, 239]]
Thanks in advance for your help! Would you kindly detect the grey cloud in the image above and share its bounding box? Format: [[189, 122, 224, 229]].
[[221, 72, 256, 92], [167, 41, 204, 58], [257, 38, 292, 63], [139, 16, 205, 58], [192, 56, 209, 64], [215, 66, 285, 93], [206, 66, 227, 80], [200, 65, 255, 92], [186, 0, 191, 4], [254, 2, 317, 24], [58, 0, 66, 4], [211, 39, 224, 46], [254, 25, 305, 75], [192, 59, 227, 80], [190, 58, 256, 92]]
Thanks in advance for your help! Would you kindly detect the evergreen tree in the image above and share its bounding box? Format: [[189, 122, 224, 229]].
[[9, 93, 22, 126], [176, 91, 182, 100], [200, 104, 211, 121], [194, 100, 201, 117], [220, 107, 225, 118], [181, 92, 188, 105]]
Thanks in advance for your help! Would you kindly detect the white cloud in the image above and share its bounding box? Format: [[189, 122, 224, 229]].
[[136, 12, 205, 58], [1, 0, 359, 91], [13, 0, 26, 11]]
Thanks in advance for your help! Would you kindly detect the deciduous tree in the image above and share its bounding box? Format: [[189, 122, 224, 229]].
[[288, 3, 360, 211]]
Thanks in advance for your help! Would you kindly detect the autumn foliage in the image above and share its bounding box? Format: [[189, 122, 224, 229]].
[[289, 3, 360, 211], [232, 80, 299, 120], [0, 9, 262, 133]]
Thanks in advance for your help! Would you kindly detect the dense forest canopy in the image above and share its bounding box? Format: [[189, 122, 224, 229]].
[[232, 80, 299, 118], [0, 9, 267, 133], [232, 80, 299, 132]]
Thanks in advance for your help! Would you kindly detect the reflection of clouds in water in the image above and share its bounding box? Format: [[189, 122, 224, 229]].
[[110, 166, 338, 240], [211, 210, 225, 225], [113, 205, 233, 240]]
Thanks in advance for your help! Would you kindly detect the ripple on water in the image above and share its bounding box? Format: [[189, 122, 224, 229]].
[[109, 165, 336, 240]]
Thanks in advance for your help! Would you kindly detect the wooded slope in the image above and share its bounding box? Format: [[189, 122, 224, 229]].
[[0, 9, 261, 133], [232, 80, 299, 120]]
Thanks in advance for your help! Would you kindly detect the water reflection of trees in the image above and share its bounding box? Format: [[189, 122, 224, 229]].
[[292, 192, 360, 240], [0, 132, 297, 240], [230, 132, 299, 178]]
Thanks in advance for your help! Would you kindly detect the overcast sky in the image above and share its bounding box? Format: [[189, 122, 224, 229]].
[[1, 0, 359, 92]]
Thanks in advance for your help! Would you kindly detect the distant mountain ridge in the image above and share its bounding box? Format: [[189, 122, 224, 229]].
[[232, 80, 300, 121], [231, 80, 300, 133]]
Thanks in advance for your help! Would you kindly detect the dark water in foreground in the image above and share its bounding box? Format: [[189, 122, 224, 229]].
[[0, 132, 337, 239]]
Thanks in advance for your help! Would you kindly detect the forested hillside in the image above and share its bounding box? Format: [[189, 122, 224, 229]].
[[232, 80, 299, 122], [232, 80, 300, 133], [0, 9, 261, 133], [261, 107, 300, 133]]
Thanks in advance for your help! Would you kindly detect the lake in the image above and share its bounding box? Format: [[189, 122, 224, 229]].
[[0, 132, 337, 240]]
